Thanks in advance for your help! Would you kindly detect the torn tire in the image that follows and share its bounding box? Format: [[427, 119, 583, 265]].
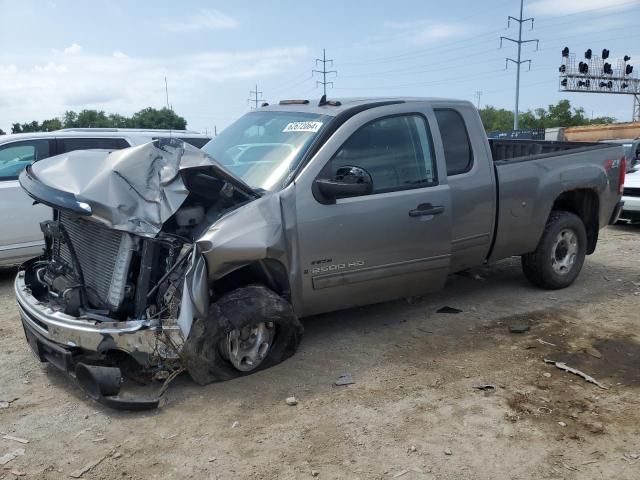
[[182, 285, 303, 384]]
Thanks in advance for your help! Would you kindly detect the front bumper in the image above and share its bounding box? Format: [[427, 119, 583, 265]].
[[15, 270, 182, 366], [15, 270, 184, 410]]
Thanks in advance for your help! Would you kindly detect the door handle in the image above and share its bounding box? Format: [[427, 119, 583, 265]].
[[408, 203, 445, 217]]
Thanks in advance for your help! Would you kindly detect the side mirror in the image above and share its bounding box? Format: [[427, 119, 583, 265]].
[[314, 166, 373, 203]]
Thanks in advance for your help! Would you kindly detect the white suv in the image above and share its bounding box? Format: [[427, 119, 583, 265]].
[[0, 128, 211, 266]]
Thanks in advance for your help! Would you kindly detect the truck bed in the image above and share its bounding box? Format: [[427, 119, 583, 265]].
[[489, 139, 612, 163]]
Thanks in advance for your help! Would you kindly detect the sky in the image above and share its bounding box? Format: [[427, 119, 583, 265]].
[[0, 0, 639, 134]]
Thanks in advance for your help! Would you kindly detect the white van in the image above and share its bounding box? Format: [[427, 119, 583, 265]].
[[0, 128, 211, 265]]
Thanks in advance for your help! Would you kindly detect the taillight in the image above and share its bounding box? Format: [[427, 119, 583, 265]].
[[619, 157, 626, 195]]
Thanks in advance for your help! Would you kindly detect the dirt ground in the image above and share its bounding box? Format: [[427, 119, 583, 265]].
[[1, 225, 639, 480]]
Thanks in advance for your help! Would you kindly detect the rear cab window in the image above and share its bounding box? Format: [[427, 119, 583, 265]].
[[434, 109, 474, 175], [0, 139, 52, 181]]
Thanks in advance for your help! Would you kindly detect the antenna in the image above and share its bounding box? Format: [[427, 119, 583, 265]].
[[312, 48, 337, 97], [164, 76, 171, 110]]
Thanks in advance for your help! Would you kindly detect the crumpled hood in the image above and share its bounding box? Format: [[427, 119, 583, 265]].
[[20, 138, 256, 237]]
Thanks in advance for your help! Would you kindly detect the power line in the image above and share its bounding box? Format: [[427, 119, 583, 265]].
[[500, 0, 539, 130], [312, 48, 337, 97], [476, 91, 483, 109], [247, 84, 264, 109]]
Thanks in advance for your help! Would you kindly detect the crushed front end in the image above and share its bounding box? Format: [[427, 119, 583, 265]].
[[15, 138, 257, 409]]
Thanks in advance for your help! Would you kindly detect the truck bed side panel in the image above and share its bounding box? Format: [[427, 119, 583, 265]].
[[489, 145, 623, 261]]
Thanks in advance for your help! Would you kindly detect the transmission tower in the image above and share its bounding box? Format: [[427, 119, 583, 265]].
[[248, 84, 265, 109], [312, 48, 337, 97], [500, 0, 539, 130], [475, 91, 483, 109]]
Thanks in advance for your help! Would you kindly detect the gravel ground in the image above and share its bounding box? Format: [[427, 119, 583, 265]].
[[1, 225, 639, 480]]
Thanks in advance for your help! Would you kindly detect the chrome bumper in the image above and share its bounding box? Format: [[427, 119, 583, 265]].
[[14, 270, 183, 367]]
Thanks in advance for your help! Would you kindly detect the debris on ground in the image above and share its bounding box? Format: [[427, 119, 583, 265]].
[[10, 469, 26, 476], [335, 373, 355, 386], [407, 445, 417, 453], [444, 447, 452, 455], [543, 372, 551, 378], [311, 469, 320, 477], [393, 467, 423, 478], [537, 338, 557, 347], [69, 453, 111, 478], [0, 398, 18, 409], [208, 457, 217, 463], [584, 347, 603, 359], [2, 435, 29, 444], [558, 421, 567, 427], [472, 384, 497, 392], [544, 359, 609, 389], [509, 323, 530, 333], [436, 306, 463, 314], [285, 396, 298, 406], [0, 448, 25, 465], [587, 422, 605, 434], [231, 421, 239, 429]]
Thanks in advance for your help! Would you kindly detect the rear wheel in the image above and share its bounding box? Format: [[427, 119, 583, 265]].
[[521, 211, 587, 289], [182, 285, 303, 384]]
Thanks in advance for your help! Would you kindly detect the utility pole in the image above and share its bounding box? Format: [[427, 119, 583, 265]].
[[634, 94, 640, 122], [248, 84, 264, 109], [313, 48, 337, 97], [500, 0, 539, 130], [475, 91, 483, 109]]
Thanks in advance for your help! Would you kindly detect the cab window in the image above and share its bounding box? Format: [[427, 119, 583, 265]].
[[329, 114, 437, 194], [0, 140, 52, 181]]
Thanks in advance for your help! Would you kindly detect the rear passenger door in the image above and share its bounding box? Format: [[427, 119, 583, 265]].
[[293, 104, 452, 316], [0, 139, 55, 264]]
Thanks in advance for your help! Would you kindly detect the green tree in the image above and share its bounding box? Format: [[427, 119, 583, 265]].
[[479, 99, 616, 132], [130, 107, 187, 130], [40, 118, 63, 131], [0, 128, 5, 135]]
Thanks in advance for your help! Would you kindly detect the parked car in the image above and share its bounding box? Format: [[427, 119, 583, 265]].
[[0, 128, 211, 266], [620, 167, 640, 223], [14, 97, 625, 409], [600, 138, 640, 172]]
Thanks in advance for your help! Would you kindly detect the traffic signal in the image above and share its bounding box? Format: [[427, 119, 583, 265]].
[[585, 49, 592, 59], [602, 49, 610, 60], [624, 55, 631, 62], [579, 61, 589, 74], [578, 80, 590, 87], [599, 81, 613, 88], [559, 65, 566, 73], [603, 63, 613, 74], [562, 47, 569, 57], [622, 82, 629, 89], [561, 78, 568, 86], [626, 64, 633, 75]]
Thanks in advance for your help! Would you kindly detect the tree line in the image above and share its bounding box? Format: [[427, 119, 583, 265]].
[[479, 99, 615, 132], [3, 107, 187, 134]]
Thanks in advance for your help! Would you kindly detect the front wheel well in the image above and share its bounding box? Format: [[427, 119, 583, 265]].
[[550, 189, 599, 254], [211, 259, 291, 300]]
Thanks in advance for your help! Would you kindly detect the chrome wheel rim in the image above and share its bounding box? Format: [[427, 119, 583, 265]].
[[225, 322, 275, 372], [550, 228, 578, 275]]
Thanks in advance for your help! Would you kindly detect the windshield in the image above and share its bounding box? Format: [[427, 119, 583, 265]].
[[201, 111, 330, 191]]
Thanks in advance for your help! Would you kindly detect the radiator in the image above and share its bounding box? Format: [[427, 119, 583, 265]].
[[57, 212, 136, 310]]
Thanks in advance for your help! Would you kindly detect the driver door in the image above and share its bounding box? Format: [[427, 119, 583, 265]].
[[292, 104, 452, 317]]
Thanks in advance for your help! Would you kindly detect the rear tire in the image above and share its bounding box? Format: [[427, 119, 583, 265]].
[[182, 285, 303, 385], [521, 211, 587, 289]]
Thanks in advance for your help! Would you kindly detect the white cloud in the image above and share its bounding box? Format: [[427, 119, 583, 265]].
[[63, 43, 82, 55], [0, 45, 306, 129], [528, 0, 639, 16], [163, 9, 238, 32], [383, 20, 466, 46]]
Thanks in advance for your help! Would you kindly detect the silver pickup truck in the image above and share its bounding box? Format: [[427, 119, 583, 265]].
[[15, 97, 626, 409]]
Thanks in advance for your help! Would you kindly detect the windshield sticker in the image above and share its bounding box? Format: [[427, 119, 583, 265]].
[[282, 121, 323, 133]]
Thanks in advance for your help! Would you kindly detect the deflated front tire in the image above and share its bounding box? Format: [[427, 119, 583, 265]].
[[182, 285, 303, 384]]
